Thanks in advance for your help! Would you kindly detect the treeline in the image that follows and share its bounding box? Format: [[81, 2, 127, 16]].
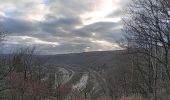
[[110, 0, 170, 99]]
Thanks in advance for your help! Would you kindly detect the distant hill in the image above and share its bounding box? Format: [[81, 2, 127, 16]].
[[0, 50, 130, 70], [41, 50, 130, 69]]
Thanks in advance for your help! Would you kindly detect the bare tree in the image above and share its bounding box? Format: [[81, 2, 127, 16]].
[[123, 0, 170, 99], [0, 30, 11, 97]]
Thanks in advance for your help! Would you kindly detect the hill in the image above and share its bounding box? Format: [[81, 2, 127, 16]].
[[41, 50, 129, 70]]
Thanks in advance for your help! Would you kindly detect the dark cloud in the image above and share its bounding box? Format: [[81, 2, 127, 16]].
[[0, 17, 38, 35], [40, 17, 82, 37]]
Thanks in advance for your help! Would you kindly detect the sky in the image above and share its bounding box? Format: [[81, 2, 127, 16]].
[[0, 0, 129, 54]]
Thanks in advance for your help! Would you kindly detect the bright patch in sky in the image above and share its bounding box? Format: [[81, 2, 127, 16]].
[[5, 36, 60, 47], [91, 39, 120, 48], [92, 32, 96, 36], [81, 0, 121, 25]]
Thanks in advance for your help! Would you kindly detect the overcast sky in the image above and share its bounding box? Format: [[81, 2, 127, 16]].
[[0, 0, 129, 54]]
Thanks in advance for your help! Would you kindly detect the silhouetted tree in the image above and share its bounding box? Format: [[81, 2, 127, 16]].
[[123, 0, 170, 99]]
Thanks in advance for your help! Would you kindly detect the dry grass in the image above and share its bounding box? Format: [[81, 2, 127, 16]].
[[97, 96, 109, 100], [118, 95, 145, 100]]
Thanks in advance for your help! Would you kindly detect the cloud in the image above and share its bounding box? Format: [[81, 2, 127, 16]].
[[40, 17, 82, 36], [0, 17, 38, 34], [0, 0, 129, 54]]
